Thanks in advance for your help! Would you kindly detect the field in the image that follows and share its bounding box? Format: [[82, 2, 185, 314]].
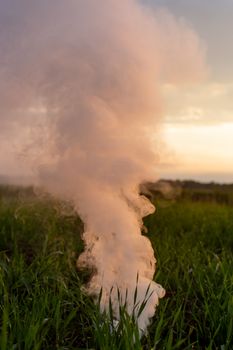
[[0, 183, 233, 349]]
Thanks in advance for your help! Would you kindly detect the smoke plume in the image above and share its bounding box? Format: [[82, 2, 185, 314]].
[[0, 0, 205, 332]]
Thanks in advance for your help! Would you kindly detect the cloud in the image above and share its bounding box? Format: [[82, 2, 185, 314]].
[[162, 82, 233, 124]]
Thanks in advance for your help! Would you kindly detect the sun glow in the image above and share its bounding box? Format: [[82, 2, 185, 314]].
[[163, 122, 233, 178]]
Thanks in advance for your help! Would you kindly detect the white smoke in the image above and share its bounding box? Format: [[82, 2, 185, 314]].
[[0, 0, 205, 332]]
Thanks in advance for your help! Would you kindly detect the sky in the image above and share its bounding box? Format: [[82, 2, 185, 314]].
[[0, 0, 233, 183], [146, 0, 233, 182]]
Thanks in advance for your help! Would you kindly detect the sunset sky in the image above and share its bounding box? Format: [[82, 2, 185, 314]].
[[150, 0, 233, 182], [1, 0, 233, 183]]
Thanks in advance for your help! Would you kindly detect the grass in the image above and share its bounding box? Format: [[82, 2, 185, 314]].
[[0, 185, 233, 349]]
